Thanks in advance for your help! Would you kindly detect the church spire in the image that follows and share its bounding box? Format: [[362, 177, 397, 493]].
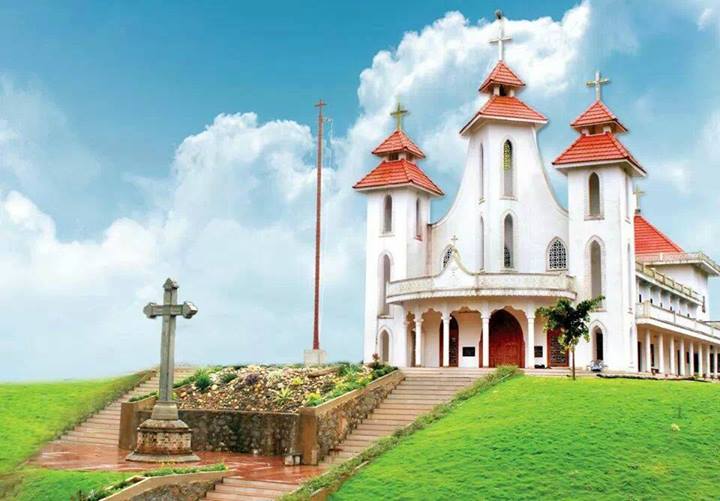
[[570, 70, 628, 134], [489, 10, 512, 61], [479, 11, 524, 95]]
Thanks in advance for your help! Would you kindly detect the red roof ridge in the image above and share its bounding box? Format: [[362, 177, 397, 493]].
[[460, 95, 547, 134], [353, 158, 443, 196], [552, 131, 643, 173], [371, 129, 426, 159], [634, 213, 684, 255], [479, 61, 525, 93], [571, 100, 627, 132]]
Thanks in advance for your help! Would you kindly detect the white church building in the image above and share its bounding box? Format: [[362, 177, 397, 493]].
[[353, 17, 720, 376]]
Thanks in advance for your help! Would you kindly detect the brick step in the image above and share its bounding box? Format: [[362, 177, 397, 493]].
[[401, 379, 473, 385], [342, 438, 378, 448], [376, 404, 435, 412], [76, 425, 119, 435], [67, 431, 118, 441], [84, 415, 120, 424], [215, 484, 294, 497], [355, 423, 403, 433], [204, 492, 274, 501], [337, 444, 368, 454], [58, 436, 117, 446], [372, 410, 425, 419], [392, 387, 460, 394], [221, 479, 298, 492], [364, 416, 415, 424], [346, 432, 395, 441], [382, 398, 447, 405]]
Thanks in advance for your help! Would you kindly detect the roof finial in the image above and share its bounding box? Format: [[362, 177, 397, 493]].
[[390, 102, 409, 131], [586, 70, 610, 101], [634, 186, 645, 214], [489, 10, 512, 61]]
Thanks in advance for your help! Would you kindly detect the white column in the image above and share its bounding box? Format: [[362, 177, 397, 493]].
[[414, 317, 423, 367], [526, 316, 535, 369], [658, 334, 666, 375], [679, 338, 686, 376], [669, 337, 676, 376], [482, 314, 490, 368], [689, 342, 695, 375], [645, 330, 652, 372], [442, 312, 450, 367], [715, 347, 719, 378], [705, 345, 710, 378], [699, 343, 704, 376]]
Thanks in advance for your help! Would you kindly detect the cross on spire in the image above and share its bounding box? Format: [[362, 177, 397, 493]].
[[586, 70, 610, 101], [489, 10, 512, 61], [634, 186, 646, 213], [390, 102, 409, 131]]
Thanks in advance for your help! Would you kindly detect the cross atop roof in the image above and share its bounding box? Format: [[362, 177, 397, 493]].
[[586, 70, 610, 101], [489, 10, 512, 61], [390, 102, 409, 131]]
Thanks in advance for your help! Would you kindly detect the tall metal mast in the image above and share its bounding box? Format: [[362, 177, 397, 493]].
[[312, 99, 325, 351]]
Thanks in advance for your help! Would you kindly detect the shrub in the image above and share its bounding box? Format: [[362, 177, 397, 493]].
[[290, 376, 303, 386], [304, 392, 323, 406], [244, 373, 260, 386], [369, 353, 382, 370], [194, 371, 212, 392], [220, 372, 237, 385]]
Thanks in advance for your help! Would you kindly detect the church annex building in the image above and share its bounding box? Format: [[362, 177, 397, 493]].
[[353, 17, 720, 376]]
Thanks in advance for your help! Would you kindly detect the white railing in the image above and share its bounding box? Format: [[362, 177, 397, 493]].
[[386, 271, 575, 302], [636, 301, 720, 340], [635, 262, 701, 302], [636, 252, 720, 276]]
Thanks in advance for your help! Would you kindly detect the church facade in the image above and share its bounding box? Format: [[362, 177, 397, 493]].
[[353, 17, 720, 375]]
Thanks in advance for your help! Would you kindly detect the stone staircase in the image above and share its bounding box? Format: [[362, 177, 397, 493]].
[[201, 477, 299, 501], [54, 366, 197, 448], [320, 368, 490, 467]]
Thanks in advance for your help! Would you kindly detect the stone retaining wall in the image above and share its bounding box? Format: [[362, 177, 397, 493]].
[[104, 471, 229, 501], [298, 370, 403, 464]]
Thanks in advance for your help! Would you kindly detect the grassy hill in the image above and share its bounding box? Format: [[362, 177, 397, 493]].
[[0, 374, 143, 500], [333, 376, 720, 500]]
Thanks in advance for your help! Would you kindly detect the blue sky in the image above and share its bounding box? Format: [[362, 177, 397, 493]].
[[0, 1, 718, 380]]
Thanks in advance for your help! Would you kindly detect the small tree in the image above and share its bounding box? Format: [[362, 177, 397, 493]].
[[537, 296, 604, 380]]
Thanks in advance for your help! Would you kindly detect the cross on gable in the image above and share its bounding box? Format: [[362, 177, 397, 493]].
[[489, 10, 512, 61], [450, 234, 459, 246], [390, 102, 409, 131], [634, 186, 646, 213], [586, 70, 610, 101]]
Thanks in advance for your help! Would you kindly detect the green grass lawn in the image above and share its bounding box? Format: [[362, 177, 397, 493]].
[[334, 376, 720, 500], [0, 373, 144, 499]]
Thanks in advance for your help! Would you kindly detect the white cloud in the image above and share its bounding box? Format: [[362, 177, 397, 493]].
[[0, 4, 602, 380]]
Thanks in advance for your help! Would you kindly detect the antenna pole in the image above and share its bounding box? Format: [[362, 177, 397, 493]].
[[312, 99, 325, 351]]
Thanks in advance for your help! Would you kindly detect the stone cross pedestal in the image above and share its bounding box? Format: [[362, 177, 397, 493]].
[[127, 278, 200, 463]]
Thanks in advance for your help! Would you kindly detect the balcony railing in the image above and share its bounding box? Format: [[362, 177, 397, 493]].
[[386, 270, 575, 303], [636, 301, 720, 341], [635, 262, 702, 303]]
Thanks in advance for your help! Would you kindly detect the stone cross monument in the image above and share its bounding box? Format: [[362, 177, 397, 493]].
[[127, 278, 200, 463]]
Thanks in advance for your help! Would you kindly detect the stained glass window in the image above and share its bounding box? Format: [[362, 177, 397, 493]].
[[503, 141, 513, 196], [504, 245, 512, 268], [548, 239, 567, 270]]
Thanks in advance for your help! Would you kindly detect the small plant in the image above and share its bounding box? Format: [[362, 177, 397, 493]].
[[194, 370, 212, 392], [220, 372, 237, 385], [369, 353, 382, 370], [290, 376, 304, 386], [304, 391, 323, 406], [274, 387, 293, 406]]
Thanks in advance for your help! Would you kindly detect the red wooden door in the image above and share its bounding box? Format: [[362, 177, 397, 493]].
[[489, 310, 524, 368], [547, 329, 569, 367]]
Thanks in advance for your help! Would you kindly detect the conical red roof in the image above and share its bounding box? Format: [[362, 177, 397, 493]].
[[552, 132, 644, 174], [460, 95, 547, 134], [371, 129, 425, 159], [634, 214, 683, 255], [353, 159, 443, 196], [479, 61, 525, 93], [571, 100, 627, 132]]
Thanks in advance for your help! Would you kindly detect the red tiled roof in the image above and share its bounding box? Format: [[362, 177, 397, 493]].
[[371, 129, 426, 159], [634, 213, 684, 255], [571, 100, 627, 132], [353, 159, 443, 196], [479, 61, 525, 93], [552, 132, 643, 172], [460, 95, 547, 134]]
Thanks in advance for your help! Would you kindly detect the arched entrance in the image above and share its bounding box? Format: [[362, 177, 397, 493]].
[[438, 316, 459, 367], [489, 310, 524, 368], [379, 330, 390, 364]]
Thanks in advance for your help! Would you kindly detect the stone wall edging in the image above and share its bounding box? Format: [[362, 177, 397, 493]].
[[102, 470, 231, 501]]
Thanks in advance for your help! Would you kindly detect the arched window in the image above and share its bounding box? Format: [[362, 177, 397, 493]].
[[594, 328, 604, 361], [479, 143, 484, 199], [590, 240, 602, 299], [503, 214, 514, 268], [379, 330, 390, 364], [479, 216, 485, 270], [383, 195, 393, 233], [588, 173, 601, 216], [503, 140, 514, 197], [379, 255, 391, 316], [548, 238, 567, 270], [442, 246, 454, 269], [415, 198, 422, 239]]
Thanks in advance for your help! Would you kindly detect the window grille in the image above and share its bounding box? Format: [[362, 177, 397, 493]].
[[548, 239, 567, 270]]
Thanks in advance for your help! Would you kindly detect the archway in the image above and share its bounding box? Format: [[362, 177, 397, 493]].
[[489, 310, 524, 368], [379, 330, 390, 364], [438, 316, 459, 367]]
